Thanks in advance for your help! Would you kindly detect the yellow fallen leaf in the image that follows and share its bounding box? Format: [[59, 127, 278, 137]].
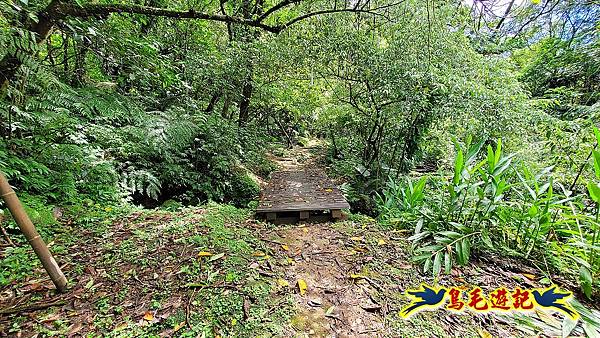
[[143, 311, 154, 321], [350, 236, 363, 241], [325, 188, 333, 192], [477, 329, 492, 338], [231, 318, 237, 326], [281, 244, 289, 251], [377, 239, 386, 245], [277, 278, 290, 287], [198, 251, 212, 257], [349, 273, 365, 279], [252, 251, 266, 257], [297, 279, 308, 295], [522, 273, 536, 280], [286, 257, 295, 265], [173, 321, 186, 332]]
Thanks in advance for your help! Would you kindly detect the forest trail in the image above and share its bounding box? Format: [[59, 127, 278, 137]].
[[260, 143, 388, 336], [0, 142, 595, 337]]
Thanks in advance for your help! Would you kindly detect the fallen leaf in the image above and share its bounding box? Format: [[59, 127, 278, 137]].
[[308, 298, 322, 307], [477, 329, 492, 338], [281, 244, 289, 251], [377, 239, 386, 245], [277, 278, 290, 287], [350, 236, 363, 241], [208, 252, 225, 262], [143, 311, 154, 321], [349, 273, 365, 279], [198, 251, 212, 257], [252, 251, 266, 257], [67, 322, 83, 335], [324, 188, 333, 192], [325, 306, 335, 316], [360, 302, 381, 312], [297, 279, 308, 295], [173, 321, 186, 332], [522, 273, 536, 280]]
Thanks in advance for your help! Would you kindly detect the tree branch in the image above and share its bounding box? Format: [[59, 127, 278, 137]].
[[274, 1, 404, 30], [61, 2, 281, 33], [257, 0, 300, 22]]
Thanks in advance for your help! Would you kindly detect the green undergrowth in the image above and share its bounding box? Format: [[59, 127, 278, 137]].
[[1, 202, 294, 337]]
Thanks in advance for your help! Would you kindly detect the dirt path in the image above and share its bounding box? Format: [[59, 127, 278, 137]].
[[264, 224, 388, 337], [262, 141, 393, 336]]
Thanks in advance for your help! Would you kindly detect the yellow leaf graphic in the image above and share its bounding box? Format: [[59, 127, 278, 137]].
[[297, 279, 308, 295]]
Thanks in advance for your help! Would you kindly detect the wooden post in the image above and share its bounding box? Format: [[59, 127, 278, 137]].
[[0, 172, 67, 292], [299, 211, 310, 220]]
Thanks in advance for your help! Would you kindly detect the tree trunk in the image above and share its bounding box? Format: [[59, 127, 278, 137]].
[[238, 75, 253, 126]]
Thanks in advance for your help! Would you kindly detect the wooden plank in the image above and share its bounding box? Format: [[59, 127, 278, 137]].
[[256, 169, 350, 214], [331, 209, 342, 219]]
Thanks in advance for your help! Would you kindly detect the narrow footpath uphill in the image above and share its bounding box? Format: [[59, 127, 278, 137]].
[[0, 142, 598, 337]]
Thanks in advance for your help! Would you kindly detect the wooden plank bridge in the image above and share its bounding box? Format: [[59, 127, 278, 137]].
[[255, 169, 350, 224]]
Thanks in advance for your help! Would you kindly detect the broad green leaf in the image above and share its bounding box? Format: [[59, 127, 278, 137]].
[[423, 257, 432, 273], [593, 150, 600, 179], [579, 265, 592, 299], [562, 315, 578, 338], [433, 251, 442, 276], [453, 150, 464, 185], [444, 252, 451, 274], [461, 238, 470, 264], [587, 182, 600, 203]]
